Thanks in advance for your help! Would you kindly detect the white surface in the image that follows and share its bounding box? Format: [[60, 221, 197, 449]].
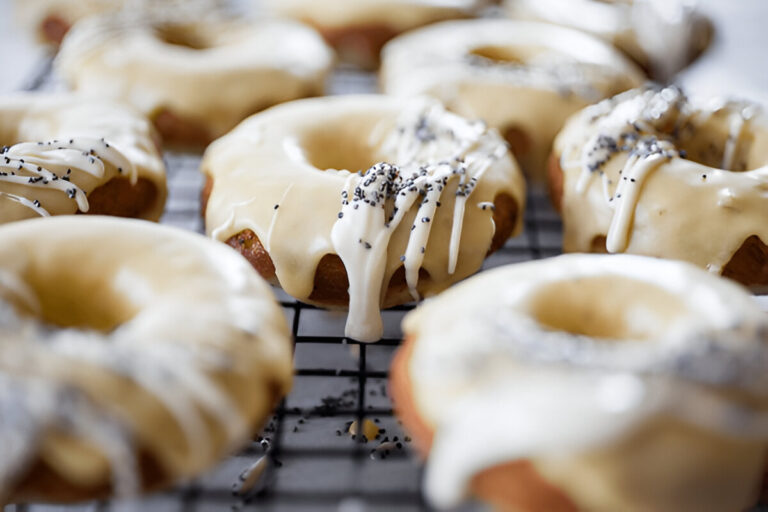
[[0, 0, 47, 92], [679, 0, 768, 103]]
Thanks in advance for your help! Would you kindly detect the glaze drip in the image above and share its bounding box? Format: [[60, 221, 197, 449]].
[[0, 137, 135, 217], [575, 86, 691, 252], [331, 101, 505, 342]]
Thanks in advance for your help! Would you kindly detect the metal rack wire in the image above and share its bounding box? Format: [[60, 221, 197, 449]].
[[14, 62, 767, 512]]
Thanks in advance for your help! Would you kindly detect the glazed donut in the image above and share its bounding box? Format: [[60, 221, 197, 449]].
[[391, 253, 768, 512], [549, 85, 768, 288], [504, 0, 713, 81], [0, 216, 292, 503], [16, 0, 125, 45], [380, 19, 643, 182], [15, 0, 215, 45], [55, 12, 334, 147], [202, 95, 525, 342], [261, 0, 488, 69], [0, 93, 166, 224]]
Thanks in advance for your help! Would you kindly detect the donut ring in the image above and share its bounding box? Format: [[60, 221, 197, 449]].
[[380, 19, 643, 181], [0, 216, 292, 503], [261, 0, 487, 69], [504, 0, 713, 81], [391, 253, 768, 511], [56, 13, 334, 147], [549, 85, 768, 288], [0, 93, 166, 224], [202, 95, 525, 342]]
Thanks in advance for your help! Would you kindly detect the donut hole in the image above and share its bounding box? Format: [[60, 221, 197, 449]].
[[154, 24, 211, 50], [527, 276, 687, 341], [469, 45, 543, 66], [21, 267, 138, 332], [301, 124, 382, 173]]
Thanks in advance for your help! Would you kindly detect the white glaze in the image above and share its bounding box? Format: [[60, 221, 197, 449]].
[[0, 93, 166, 223], [0, 216, 292, 501], [203, 95, 525, 342], [402, 254, 768, 511], [380, 19, 643, 180], [55, 11, 334, 141], [555, 85, 768, 279], [505, 0, 711, 80]]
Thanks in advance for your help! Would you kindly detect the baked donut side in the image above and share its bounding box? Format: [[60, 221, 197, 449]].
[[380, 19, 644, 181], [390, 335, 578, 512], [0, 216, 293, 503], [0, 93, 166, 223], [55, 14, 334, 148], [393, 254, 768, 511], [202, 95, 526, 342], [550, 85, 768, 288]]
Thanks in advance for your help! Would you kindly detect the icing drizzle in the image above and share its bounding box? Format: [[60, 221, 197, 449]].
[[0, 137, 135, 217], [330, 101, 506, 342], [576, 86, 689, 251]]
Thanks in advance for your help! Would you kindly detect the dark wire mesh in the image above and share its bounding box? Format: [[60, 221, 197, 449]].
[[37, 63, 768, 512]]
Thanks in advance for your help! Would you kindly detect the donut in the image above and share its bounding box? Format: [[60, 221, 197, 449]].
[[504, 0, 713, 81], [15, 0, 209, 45], [391, 253, 768, 512], [380, 19, 644, 182], [549, 85, 768, 288], [0, 215, 293, 503], [15, 0, 125, 45], [261, 0, 488, 69], [202, 95, 525, 342], [55, 12, 334, 147], [0, 93, 166, 224]]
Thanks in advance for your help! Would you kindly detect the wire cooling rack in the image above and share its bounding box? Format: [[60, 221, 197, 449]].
[[10, 61, 768, 512], [4, 62, 561, 512]]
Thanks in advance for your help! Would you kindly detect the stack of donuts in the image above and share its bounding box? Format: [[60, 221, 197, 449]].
[[3, 0, 768, 510]]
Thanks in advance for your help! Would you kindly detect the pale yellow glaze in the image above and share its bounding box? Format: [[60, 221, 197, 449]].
[[202, 95, 525, 342], [504, 0, 711, 80], [554, 86, 768, 281], [55, 12, 334, 141], [380, 19, 643, 181], [402, 253, 768, 511], [0, 216, 292, 500], [0, 92, 166, 223], [261, 0, 486, 32]]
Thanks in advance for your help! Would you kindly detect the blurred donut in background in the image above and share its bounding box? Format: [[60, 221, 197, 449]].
[[261, 0, 492, 69], [504, 0, 713, 81], [15, 0, 226, 46], [55, 9, 334, 148], [381, 19, 644, 181]]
